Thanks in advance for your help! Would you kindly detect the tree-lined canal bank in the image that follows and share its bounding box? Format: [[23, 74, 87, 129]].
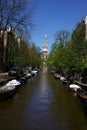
[[0, 71, 87, 130]]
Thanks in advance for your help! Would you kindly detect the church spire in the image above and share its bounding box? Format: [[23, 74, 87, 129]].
[[42, 34, 48, 62], [43, 34, 48, 52]]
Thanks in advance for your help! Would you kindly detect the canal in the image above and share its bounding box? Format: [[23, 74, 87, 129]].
[[0, 71, 87, 130]]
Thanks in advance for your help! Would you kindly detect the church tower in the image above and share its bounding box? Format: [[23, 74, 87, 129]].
[[42, 34, 48, 66]]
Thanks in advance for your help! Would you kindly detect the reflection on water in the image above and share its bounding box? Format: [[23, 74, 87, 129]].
[[40, 72, 47, 97], [0, 71, 87, 130]]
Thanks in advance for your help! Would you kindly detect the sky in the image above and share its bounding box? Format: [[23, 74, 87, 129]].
[[31, 0, 87, 52]]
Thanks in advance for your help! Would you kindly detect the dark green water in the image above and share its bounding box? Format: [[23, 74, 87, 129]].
[[0, 71, 87, 130]]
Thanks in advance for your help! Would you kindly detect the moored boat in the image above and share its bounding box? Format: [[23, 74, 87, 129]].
[[60, 76, 66, 81], [69, 84, 81, 92], [6, 79, 21, 89], [62, 79, 70, 85], [54, 73, 60, 79], [0, 85, 16, 100], [25, 73, 32, 78], [76, 88, 87, 100], [31, 70, 38, 76], [59, 76, 70, 85]]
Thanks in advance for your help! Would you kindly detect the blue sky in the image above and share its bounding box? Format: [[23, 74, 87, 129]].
[[31, 0, 87, 52]]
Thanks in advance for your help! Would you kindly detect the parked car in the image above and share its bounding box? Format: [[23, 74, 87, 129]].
[[8, 68, 24, 77]]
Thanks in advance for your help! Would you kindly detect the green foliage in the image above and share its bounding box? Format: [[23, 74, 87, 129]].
[[3, 31, 42, 69], [47, 30, 71, 69], [48, 19, 87, 74]]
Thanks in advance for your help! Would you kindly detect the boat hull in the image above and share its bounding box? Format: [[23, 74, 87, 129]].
[[0, 88, 16, 100], [76, 88, 87, 100]]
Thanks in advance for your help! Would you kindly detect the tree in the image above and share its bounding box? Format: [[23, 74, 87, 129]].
[[54, 30, 71, 47], [0, 0, 35, 35], [47, 30, 71, 69], [30, 43, 42, 67], [72, 19, 87, 71], [0, 0, 36, 71], [48, 18, 87, 78]]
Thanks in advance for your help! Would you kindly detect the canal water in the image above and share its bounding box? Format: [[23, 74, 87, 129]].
[[0, 71, 87, 130]]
